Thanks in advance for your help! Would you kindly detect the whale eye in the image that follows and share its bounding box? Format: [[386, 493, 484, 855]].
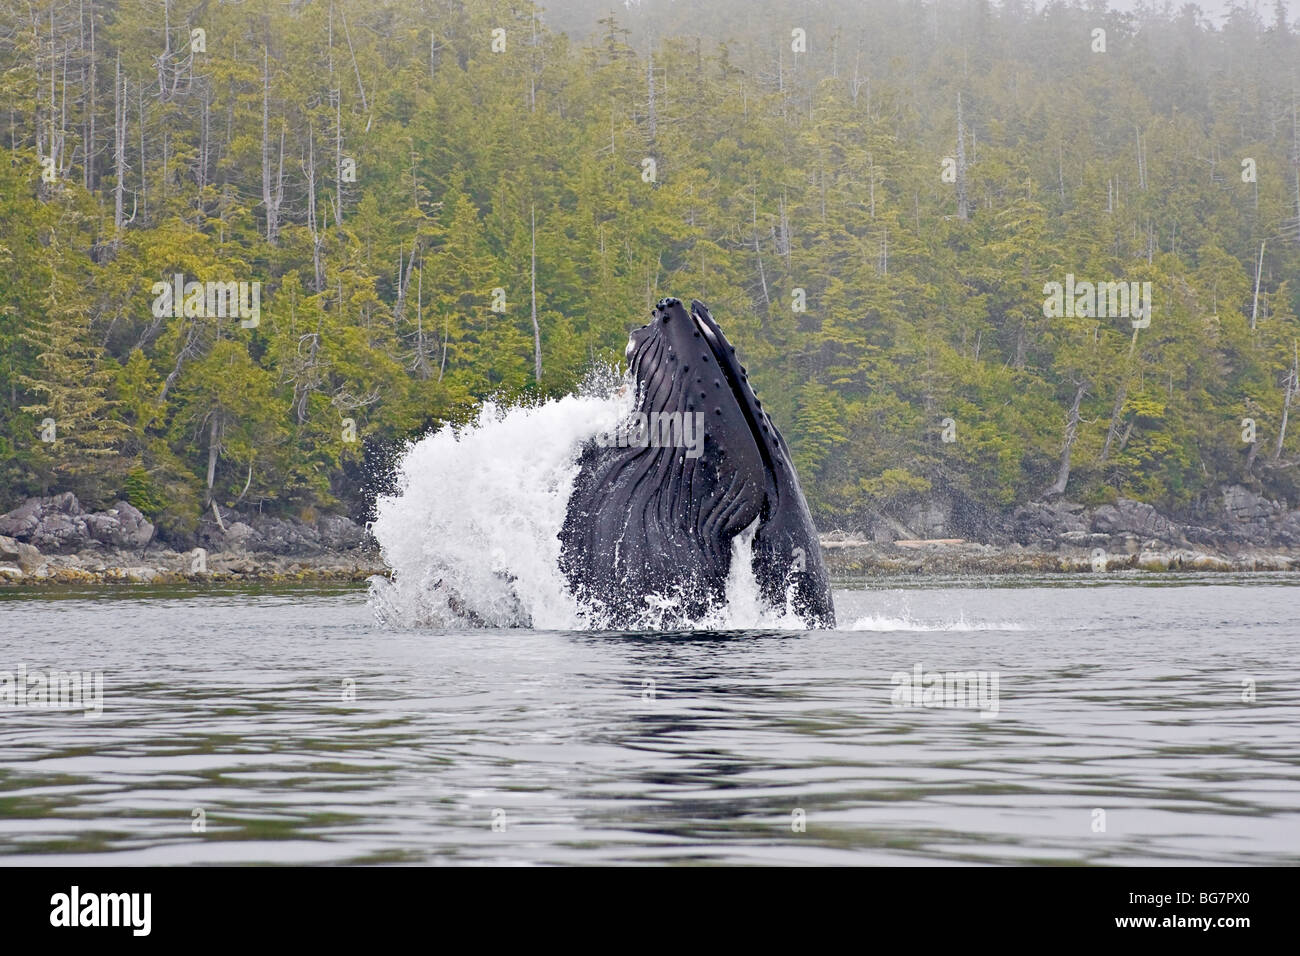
[[714, 380, 721, 388], [693, 331, 700, 337], [700, 391, 706, 399], [701, 354, 709, 362], [714, 407, 722, 415]]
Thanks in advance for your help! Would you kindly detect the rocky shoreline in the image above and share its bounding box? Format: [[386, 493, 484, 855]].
[[2, 485, 1299, 587], [820, 538, 1296, 576], [822, 486, 1300, 576], [0, 494, 383, 587]]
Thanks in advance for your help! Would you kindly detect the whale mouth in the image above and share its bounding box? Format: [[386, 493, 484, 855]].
[[561, 295, 836, 628]]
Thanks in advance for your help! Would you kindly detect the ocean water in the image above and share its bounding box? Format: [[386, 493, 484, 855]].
[[2, 575, 1297, 865]]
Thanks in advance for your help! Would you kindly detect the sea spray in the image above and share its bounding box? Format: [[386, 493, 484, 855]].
[[368, 375, 626, 629], [368, 369, 821, 630]]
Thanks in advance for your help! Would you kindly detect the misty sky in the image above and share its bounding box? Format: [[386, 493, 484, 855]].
[[593, 0, 1293, 27]]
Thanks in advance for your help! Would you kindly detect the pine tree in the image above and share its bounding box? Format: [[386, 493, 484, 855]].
[[17, 241, 129, 501]]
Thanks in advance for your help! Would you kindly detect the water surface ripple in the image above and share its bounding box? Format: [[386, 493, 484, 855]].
[[2, 576, 1297, 865]]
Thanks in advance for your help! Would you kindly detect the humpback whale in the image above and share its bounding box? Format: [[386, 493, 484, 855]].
[[559, 297, 836, 628]]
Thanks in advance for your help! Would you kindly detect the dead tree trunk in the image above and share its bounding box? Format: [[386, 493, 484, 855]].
[[1100, 328, 1141, 464], [531, 204, 542, 383], [393, 238, 421, 324], [113, 55, 126, 237], [956, 92, 970, 220], [1045, 380, 1088, 498], [1251, 240, 1265, 331], [646, 45, 656, 144], [752, 192, 770, 308], [261, 47, 281, 243], [204, 414, 221, 507], [1274, 342, 1298, 462], [85, 0, 96, 191], [333, 89, 344, 227], [304, 124, 324, 292]]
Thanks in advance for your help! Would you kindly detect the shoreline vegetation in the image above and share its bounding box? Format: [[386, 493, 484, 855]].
[[1, 2, 1299, 569], [2, 490, 1297, 588]]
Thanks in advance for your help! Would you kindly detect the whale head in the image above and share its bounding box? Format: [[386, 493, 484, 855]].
[[560, 296, 835, 628]]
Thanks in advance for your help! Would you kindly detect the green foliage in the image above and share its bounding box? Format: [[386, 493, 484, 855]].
[[860, 468, 934, 505], [122, 467, 165, 517]]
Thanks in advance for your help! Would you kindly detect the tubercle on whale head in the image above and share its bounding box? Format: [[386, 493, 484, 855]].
[[624, 296, 789, 467]]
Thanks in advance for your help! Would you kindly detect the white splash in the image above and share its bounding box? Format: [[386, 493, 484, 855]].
[[367, 373, 817, 631], [847, 614, 1025, 632]]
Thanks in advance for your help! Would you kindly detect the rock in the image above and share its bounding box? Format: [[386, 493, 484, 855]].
[[1274, 511, 1300, 547], [868, 512, 912, 544], [1183, 524, 1228, 547], [49, 566, 95, 583], [84, 501, 154, 548], [221, 521, 264, 551], [248, 515, 322, 555], [317, 514, 367, 551], [0, 534, 38, 572], [1188, 553, 1232, 571], [1091, 498, 1181, 543], [1137, 551, 1170, 571], [38, 512, 92, 551], [0, 494, 92, 552], [1011, 501, 1090, 543], [0, 499, 44, 539], [901, 499, 951, 537], [0, 494, 155, 553], [1222, 484, 1281, 522]]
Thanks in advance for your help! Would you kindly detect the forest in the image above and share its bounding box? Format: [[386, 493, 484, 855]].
[[1, 0, 1298, 543]]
